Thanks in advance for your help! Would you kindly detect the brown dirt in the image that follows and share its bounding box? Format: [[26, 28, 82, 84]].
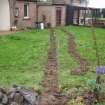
[[62, 29, 87, 75], [68, 33, 87, 74], [0, 31, 16, 36], [38, 30, 68, 105]]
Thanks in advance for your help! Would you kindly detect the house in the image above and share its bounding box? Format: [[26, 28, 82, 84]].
[[37, 0, 66, 27], [15, 0, 37, 29], [0, 0, 37, 31], [66, 0, 101, 26], [0, 0, 66, 31]]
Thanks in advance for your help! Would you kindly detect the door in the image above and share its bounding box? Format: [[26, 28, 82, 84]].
[[56, 7, 62, 26]]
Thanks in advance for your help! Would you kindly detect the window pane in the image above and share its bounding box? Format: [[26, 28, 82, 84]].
[[15, 8, 19, 17], [24, 4, 28, 17]]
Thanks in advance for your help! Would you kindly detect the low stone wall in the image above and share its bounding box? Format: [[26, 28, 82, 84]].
[[0, 86, 38, 105]]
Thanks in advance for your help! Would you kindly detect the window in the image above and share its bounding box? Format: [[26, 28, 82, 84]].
[[15, 8, 19, 17], [24, 3, 29, 18]]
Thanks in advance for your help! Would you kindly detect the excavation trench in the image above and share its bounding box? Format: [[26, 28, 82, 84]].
[[62, 29, 87, 75], [42, 30, 58, 93], [38, 30, 67, 105]]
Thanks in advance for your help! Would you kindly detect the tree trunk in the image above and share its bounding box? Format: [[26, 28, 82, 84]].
[[8, 0, 16, 29]]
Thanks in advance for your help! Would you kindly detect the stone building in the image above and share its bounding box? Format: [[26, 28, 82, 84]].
[[0, 0, 37, 31], [37, 0, 66, 27], [0, 0, 66, 31], [15, 0, 37, 29]]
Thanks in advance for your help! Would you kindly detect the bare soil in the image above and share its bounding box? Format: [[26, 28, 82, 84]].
[[62, 29, 87, 75], [0, 31, 16, 36], [38, 30, 68, 105], [68, 32, 87, 74]]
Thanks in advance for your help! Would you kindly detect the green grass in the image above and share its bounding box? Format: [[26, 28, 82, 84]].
[[0, 26, 105, 89], [0, 29, 50, 86], [56, 29, 78, 87], [56, 26, 105, 89], [65, 26, 105, 66]]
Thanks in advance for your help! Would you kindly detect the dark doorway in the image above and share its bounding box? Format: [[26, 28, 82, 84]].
[[56, 7, 62, 26]]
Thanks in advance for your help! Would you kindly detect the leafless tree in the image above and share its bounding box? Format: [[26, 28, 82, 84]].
[[8, 0, 16, 28]]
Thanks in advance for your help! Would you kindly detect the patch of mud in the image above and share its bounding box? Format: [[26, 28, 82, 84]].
[[38, 30, 68, 105], [62, 29, 87, 75]]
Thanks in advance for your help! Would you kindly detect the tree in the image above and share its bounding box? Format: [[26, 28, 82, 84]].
[[8, 0, 16, 28]]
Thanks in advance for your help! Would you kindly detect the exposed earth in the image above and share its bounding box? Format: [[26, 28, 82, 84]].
[[0, 31, 16, 36]]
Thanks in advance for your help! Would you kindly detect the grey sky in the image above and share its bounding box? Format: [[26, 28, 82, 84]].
[[88, 0, 105, 8]]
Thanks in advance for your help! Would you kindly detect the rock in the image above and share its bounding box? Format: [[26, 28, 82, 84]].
[[17, 87, 38, 105], [8, 86, 38, 105], [8, 86, 24, 105], [0, 88, 8, 105], [0, 85, 38, 105], [9, 92, 24, 105], [0, 92, 3, 99], [10, 102, 19, 105], [2, 94, 8, 104]]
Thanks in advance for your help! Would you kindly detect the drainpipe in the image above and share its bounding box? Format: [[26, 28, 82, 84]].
[[36, 0, 39, 28], [77, 7, 80, 25]]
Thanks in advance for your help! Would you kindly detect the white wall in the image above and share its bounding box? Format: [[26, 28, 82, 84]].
[[0, 0, 10, 31]]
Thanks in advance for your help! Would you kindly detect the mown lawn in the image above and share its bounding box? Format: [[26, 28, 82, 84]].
[[0, 26, 105, 89], [56, 26, 105, 89], [0, 30, 50, 86]]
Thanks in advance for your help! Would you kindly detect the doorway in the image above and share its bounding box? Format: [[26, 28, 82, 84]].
[[56, 7, 62, 26]]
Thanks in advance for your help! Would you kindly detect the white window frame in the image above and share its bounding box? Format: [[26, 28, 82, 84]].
[[15, 8, 19, 17], [24, 3, 29, 19]]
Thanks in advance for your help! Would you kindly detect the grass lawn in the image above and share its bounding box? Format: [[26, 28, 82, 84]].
[[0, 29, 50, 86], [56, 26, 105, 89], [0, 26, 105, 89]]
